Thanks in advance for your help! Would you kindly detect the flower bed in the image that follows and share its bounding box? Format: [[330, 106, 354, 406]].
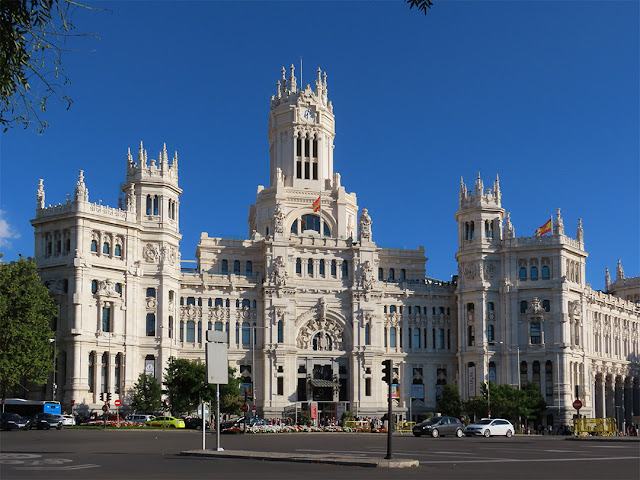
[[81, 420, 147, 428]]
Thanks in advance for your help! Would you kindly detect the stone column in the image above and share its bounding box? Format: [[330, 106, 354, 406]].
[[605, 374, 615, 418]]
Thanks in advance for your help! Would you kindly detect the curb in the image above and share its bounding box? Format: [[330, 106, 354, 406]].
[[181, 449, 420, 468]]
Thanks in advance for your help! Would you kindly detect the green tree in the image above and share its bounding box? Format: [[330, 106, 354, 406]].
[[130, 373, 162, 413], [406, 0, 435, 15], [0, 1, 97, 133], [0, 258, 58, 395], [436, 383, 462, 418], [163, 357, 242, 416], [463, 381, 547, 424]]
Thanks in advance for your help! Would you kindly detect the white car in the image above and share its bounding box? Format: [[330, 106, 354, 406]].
[[60, 414, 76, 426], [464, 418, 514, 437]]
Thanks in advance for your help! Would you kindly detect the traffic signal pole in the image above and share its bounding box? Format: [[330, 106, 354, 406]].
[[386, 366, 393, 460]]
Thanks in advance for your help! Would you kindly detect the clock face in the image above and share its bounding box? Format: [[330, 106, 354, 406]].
[[302, 108, 315, 122]]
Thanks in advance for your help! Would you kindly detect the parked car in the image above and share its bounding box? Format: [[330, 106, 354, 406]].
[[145, 416, 185, 428], [125, 414, 155, 424], [28, 413, 63, 430], [464, 418, 515, 437], [182, 417, 211, 430], [413, 416, 464, 438], [220, 416, 268, 433], [60, 414, 76, 426], [1, 413, 29, 431]]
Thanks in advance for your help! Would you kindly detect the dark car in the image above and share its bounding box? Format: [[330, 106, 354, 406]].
[[28, 413, 63, 430], [220, 416, 268, 433], [1, 413, 29, 431], [413, 416, 463, 438], [182, 417, 211, 430]]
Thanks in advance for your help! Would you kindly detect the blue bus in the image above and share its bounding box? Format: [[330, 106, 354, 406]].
[[2, 399, 62, 417]]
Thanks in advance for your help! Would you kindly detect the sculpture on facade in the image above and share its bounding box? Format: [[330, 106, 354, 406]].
[[360, 260, 375, 291], [358, 208, 372, 241], [273, 202, 285, 235], [271, 256, 288, 287]]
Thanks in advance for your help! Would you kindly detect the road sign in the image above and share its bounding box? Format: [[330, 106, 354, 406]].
[[197, 403, 210, 417], [251, 404, 256, 411], [102, 404, 108, 412], [242, 403, 249, 412], [573, 399, 583, 411], [114, 399, 121, 407]]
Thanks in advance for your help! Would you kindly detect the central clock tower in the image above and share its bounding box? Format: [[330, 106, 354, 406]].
[[248, 65, 359, 240]]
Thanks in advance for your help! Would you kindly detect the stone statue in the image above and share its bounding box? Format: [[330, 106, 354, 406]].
[[359, 208, 372, 241], [272, 256, 288, 287], [273, 202, 285, 235], [360, 260, 375, 290]]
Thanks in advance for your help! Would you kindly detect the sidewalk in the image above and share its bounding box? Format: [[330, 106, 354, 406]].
[[181, 449, 420, 468]]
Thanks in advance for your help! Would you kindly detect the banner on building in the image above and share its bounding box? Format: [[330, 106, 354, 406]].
[[468, 364, 476, 397], [410, 384, 424, 399]]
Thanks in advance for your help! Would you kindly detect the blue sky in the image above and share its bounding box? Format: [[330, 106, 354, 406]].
[[1, 0, 638, 290]]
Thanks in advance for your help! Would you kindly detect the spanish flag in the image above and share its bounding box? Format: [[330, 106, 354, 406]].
[[535, 218, 552, 237], [313, 195, 321, 212]]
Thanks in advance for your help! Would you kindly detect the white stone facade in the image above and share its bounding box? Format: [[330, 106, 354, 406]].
[[30, 67, 639, 427]]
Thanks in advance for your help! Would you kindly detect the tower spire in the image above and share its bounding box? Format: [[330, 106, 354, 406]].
[[605, 268, 611, 291]]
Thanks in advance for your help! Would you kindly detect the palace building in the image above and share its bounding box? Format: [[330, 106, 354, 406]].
[[30, 66, 639, 428]]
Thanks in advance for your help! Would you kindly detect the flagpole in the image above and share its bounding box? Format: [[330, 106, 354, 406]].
[[319, 189, 323, 236]]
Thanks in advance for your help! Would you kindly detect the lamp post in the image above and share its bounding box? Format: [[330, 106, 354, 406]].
[[49, 337, 57, 401]]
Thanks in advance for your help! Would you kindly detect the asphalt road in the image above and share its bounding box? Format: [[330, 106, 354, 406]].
[[1, 429, 638, 480]]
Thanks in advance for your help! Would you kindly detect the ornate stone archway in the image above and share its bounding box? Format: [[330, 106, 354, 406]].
[[295, 298, 350, 351]]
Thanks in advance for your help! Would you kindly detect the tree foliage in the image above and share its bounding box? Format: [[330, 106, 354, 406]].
[[163, 357, 242, 417], [130, 373, 162, 414], [0, 0, 96, 133], [463, 381, 547, 423], [405, 0, 435, 15], [0, 258, 58, 395], [436, 383, 462, 418]]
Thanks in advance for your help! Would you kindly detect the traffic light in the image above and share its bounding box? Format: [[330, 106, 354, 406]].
[[382, 359, 392, 384], [100, 393, 104, 402], [107, 392, 112, 402]]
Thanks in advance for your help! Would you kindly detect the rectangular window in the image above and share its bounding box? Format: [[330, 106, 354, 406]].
[[312, 162, 318, 180], [187, 320, 195, 342], [168, 316, 173, 339], [277, 377, 284, 396], [88, 353, 94, 392], [305, 161, 310, 179], [296, 160, 302, 178], [102, 307, 111, 332], [487, 324, 494, 342], [242, 323, 250, 345], [530, 322, 541, 344], [390, 327, 397, 348], [437, 328, 444, 349], [296, 138, 302, 156], [146, 313, 156, 336], [365, 378, 371, 396], [146, 287, 156, 298]]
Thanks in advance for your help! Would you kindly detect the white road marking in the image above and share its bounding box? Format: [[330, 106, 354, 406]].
[[419, 456, 638, 464], [16, 464, 101, 471]]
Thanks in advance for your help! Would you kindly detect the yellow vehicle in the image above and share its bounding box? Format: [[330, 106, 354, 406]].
[[145, 416, 185, 429]]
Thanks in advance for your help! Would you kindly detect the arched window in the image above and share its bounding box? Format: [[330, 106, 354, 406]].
[[146, 313, 156, 336], [319, 259, 325, 276], [487, 302, 495, 311], [331, 260, 337, 276], [389, 305, 397, 314], [467, 325, 475, 346], [532, 361, 541, 387], [103, 242, 110, 255], [545, 361, 553, 396], [242, 322, 250, 345], [252, 300, 256, 308], [115, 283, 122, 295], [541, 265, 550, 279], [102, 306, 111, 332], [400, 269, 406, 281], [378, 268, 383, 281], [277, 321, 283, 343], [520, 361, 527, 386], [233, 260, 240, 274], [91, 240, 98, 252], [389, 327, 397, 348], [307, 259, 313, 276], [208, 298, 212, 307], [530, 266, 538, 280], [186, 297, 195, 306], [365, 324, 371, 345], [290, 220, 298, 235], [146, 195, 152, 215], [296, 258, 302, 274], [520, 301, 528, 313], [487, 324, 494, 342], [214, 298, 223, 307], [208, 321, 212, 331], [114, 244, 122, 256], [241, 299, 250, 309], [246, 261, 253, 275], [225, 299, 230, 307], [519, 267, 527, 280], [221, 259, 228, 274], [388, 268, 395, 281], [342, 260, 348, 278], [542, 299, 550, 312], [91, 280, 98, 294], [186, 320, 195, 342], [153, 195, 159, 215]]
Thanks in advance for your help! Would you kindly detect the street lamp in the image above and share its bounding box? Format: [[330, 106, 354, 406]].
[[49, 337, 57, 401]]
